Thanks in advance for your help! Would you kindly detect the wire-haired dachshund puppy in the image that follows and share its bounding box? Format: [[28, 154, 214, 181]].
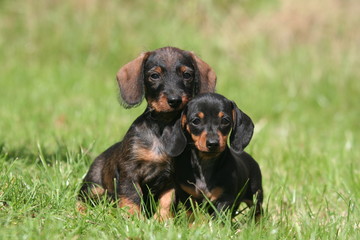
[[78, 47, 216, 219], [163, 93, 263, 219]]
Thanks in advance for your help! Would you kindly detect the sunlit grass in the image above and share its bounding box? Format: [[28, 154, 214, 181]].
[[1, 0, 359, 239]]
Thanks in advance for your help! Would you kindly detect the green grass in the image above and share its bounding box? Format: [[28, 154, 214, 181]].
[[1, 0, 359, 239]]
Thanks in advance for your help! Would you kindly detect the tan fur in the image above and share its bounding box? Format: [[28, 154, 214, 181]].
[[133, 144, 168, 163], [209, 187, 224, 201], [90, 186, 105, 196], [149, 93, 170, 112], [154, 189, 174, 221], [192, 131, 208, 152], [217, 130, 228, 152], [180, 184, 224, 201], [76, 201, 87, 215], [181, 115, 187, 128], [149, 94, 190, 112], [118, 197, 141, 215], [180, 184, 202, 199]]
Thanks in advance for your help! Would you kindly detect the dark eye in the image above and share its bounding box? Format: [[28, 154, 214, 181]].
[[150, 73, 160, 80], [191, 118, 201, 126], [221, 117, 231, 126], [183, 72, 192, 80]]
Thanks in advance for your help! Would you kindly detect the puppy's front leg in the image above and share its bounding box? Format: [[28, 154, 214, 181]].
[[214, 194, 235, 216], [118, 179, 142, 216], [154, 188, 175, 221]]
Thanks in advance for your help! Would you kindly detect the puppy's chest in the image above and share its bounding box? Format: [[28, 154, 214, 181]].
[[180, 179, 224, 202], [131, 127, 169, 163], [179, 162, 224, 202]]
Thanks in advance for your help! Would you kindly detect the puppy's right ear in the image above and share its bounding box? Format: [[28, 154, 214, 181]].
[[162, 112, 188, 157], [116, 52, 150, 108]]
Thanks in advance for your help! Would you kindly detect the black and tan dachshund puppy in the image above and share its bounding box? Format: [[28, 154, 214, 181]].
[[78, 47, 216, 219], [163, 93, 263, 218]]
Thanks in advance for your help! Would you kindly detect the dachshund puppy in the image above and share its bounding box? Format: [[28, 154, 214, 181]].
[[78, 47, 216, 219], [163, 93, 263, 219]]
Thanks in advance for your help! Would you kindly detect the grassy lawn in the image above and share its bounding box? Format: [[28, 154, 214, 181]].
[[1, 0, 359, 239]]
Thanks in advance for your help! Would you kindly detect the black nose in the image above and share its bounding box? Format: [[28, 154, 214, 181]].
[[167, 96, 182, 108], [206, 139, 219, 150]]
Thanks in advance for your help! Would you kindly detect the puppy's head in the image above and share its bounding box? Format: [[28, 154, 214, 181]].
[[116, 47, 217, 112], [164, 93, 254, 157]]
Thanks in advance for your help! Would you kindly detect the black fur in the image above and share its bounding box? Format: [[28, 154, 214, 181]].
[[78, 47, 216, 218], [165, 93, 263, 218]]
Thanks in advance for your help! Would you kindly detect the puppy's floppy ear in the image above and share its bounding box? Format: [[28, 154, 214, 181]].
[[116, 52, 150, 108], [230, 101, 254, 153], [190, 52, 217, 94], [162, 110, 188, 157]]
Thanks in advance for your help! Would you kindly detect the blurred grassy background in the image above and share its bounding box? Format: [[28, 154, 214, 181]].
[[0, 0, 359, 238]]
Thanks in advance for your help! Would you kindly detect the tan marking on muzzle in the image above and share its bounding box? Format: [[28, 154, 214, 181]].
[[192, 131, 208, 152], [149, 93, 171, 112], [217, 130, 228, 152]]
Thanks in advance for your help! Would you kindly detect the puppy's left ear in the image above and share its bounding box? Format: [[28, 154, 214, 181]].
[[162, 111, 188, 157], [190, 52, 217, 94], [116, 52, 150, 108], [230, 101, 254, 153]]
